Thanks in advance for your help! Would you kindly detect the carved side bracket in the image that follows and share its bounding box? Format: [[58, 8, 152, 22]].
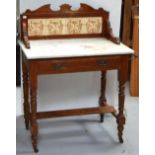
[[105, 20, 120, 44], [23, 22, 30, 49]]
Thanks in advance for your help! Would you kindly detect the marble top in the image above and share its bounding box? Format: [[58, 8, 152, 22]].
[[18, 38, 134, 59]]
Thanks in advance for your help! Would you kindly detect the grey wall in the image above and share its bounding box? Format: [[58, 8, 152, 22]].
[[20, 0, 121, 36], [18, 0, 121, 115]]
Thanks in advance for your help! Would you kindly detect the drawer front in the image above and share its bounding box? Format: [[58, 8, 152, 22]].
[[37, 56, 121, 74]]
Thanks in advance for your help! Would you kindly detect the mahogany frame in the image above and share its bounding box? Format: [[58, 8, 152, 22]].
[[20, 4, 130, 153]]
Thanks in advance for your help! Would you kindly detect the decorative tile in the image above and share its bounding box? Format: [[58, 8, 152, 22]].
[[28, 17, 102, 36]]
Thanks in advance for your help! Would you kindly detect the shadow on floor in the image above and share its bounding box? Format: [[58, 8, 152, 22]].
[[16, 114, 136, 155]]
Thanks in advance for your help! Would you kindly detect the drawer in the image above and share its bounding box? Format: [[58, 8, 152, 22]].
[[37, 56, 121, 74]]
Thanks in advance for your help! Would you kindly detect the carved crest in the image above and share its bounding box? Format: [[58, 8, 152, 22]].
[[22, 3, 109, 15]]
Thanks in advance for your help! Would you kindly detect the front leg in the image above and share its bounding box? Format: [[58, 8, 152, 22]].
[[29, 72, 39, 153], [22, 61, 30, 130], [117, 77, 126, 143], [99, 71, 107, 122], [117, 60, 128, 143]]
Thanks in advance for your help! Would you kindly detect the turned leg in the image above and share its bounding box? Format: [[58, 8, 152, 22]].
[[22, 62, 30, 130], [99, 71, 107, 122], [117, 70, 126, 143], [29, 73, 39, 153]]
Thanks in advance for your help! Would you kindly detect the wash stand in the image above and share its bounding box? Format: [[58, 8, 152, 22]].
[[19, 3, 133, 152]]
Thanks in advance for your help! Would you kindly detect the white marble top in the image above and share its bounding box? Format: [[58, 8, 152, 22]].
[[18, 38, 133, 59]]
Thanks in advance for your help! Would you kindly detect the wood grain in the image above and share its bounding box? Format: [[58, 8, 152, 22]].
[[130, 15, 139, 96]]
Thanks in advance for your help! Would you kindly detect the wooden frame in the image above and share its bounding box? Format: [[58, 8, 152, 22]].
[[121, 0, 139, 46], [20, 4, 131, 153]]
